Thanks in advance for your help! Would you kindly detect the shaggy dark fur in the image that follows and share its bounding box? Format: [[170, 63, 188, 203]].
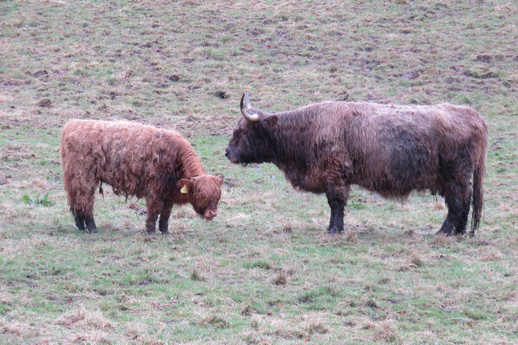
[[226, 94, 488, 235], [61, 119, 223, 234]]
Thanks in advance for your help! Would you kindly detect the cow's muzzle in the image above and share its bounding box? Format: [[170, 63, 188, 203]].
[[204, 209, 218, 221], [224, 148, 239, 164]]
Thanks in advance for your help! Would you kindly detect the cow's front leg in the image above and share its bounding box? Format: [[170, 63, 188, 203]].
[[145, 198, 160, 234], [145, 213, 158, 234], [325, 183, 349, 234], [158, 209, 172, 235]]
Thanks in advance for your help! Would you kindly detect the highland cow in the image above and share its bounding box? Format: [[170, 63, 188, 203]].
[[61, 119, 223, 234], [225, 92, 488, 236]]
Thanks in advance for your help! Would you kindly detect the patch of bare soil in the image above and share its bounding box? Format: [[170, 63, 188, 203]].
[[36, 98, 53, 108]]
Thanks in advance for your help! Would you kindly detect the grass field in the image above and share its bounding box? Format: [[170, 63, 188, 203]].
[[1, 0, 517, 343]]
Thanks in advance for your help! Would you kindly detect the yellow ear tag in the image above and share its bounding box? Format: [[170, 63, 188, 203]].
[[180, 185, 188, 194]]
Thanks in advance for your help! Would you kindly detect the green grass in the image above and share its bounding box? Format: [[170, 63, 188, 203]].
[[1, 0, 517, 343]]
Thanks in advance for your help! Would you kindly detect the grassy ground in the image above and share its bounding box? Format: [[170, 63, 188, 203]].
[[1, 0, 517, 343]]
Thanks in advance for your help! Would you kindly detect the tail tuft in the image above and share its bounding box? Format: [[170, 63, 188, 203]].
[[470, 151, 486, 236]]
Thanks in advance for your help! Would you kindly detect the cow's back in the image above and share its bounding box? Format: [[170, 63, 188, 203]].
[[61, 119, 184, 197], [305, 102, 486, 198]]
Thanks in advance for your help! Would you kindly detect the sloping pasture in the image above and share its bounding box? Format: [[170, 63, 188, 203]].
[[0, 0, 517, 343]]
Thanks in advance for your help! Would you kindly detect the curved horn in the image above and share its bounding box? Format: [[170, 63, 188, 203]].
[[240, 92, 259, 122]]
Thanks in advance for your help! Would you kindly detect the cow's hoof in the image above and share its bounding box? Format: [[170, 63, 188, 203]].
[[327, 226, 343, 235], [161, 230, 171, 235], [436, 224, 454, 236], [435, 228, 453, 236], [437, 218, 459, 236], [435, 230, 452, 237], [88, 228, 99, 234]]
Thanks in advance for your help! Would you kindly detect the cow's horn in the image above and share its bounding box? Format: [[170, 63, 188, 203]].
[[240, 91, 259, 122]]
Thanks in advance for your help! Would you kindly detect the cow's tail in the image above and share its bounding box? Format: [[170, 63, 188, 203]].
[[470, 142, 487, 236]]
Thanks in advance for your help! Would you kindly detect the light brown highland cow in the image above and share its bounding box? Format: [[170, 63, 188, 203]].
[[60, 119, 223, 234]]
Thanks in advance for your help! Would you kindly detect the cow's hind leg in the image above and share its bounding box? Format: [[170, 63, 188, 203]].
[[325, 183, 349, 234], [68, 183, 98, 233], [85, 216, 98, 233], [437, 181, 471, 236], [454, 189, 471, 236], [71, 208, 86, 230]]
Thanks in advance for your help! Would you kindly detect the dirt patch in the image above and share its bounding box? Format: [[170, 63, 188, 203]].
[[36, 99, 52, 108], [214, 91, 230, 99]]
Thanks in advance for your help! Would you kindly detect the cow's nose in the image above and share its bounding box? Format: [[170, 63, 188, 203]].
[[224, 149, 229, 157], [204, 209, 217, 220]]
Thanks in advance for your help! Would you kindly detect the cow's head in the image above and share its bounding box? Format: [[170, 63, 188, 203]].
[[178, 175, 224, 220], [225, 92, 278, 164]]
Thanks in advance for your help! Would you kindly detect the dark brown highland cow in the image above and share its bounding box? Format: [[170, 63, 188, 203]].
[[226, 92, 488, 236], [61, 119, 223, 234]]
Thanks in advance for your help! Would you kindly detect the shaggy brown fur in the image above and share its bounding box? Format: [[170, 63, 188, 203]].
[[226, 93, 488, 236], [61, 119, 223, 234]]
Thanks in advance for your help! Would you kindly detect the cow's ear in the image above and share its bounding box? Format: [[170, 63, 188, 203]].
[[178, 178, 194, 194], [264, 115, 278, 127]]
